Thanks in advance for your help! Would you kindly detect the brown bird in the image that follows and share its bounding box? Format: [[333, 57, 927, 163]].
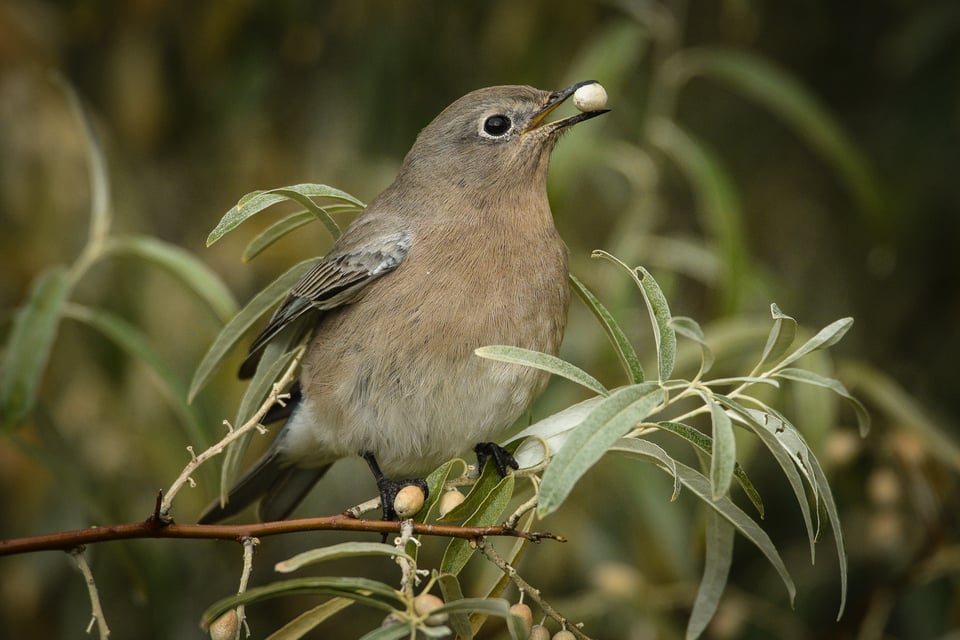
[[199, 81, 608, 523]]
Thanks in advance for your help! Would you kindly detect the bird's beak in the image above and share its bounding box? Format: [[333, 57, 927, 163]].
[[524, 80, 610, 133]]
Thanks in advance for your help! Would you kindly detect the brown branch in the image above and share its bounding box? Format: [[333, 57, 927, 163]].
[[0, 513, 565, 557]]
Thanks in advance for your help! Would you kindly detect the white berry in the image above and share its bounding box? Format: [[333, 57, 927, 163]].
[[393, 485, 425, 518], [572, 83, 607, 112], [438, 488, 466, 517]]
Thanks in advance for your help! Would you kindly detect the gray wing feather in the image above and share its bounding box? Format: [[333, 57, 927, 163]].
[[241, 229, 411, 373]]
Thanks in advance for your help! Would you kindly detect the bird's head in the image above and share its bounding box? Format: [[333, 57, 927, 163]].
[[398, 82, 608, 196]]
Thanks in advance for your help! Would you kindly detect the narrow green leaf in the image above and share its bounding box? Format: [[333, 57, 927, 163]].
[[55, 75, 111, 247], [656, 421, 764, 517], [637, 267, 677, 381], [475, 345, 608, 396], [670, 315, 715, 376], [668, 47, 886, 231], [207, 184, 362, 246], [242, 205, 355, 262], [437, 573, 473, 640], [714, 396, 817, 558], [702, 376, 780, 388], [104, 235, 238, 322], [268, 187, 352, 241], [645, 120, 750, 313], [1, 267, 71, 428], [276, 542, 414, 573], [591, 251, 677, 380], [418, 459, 466, 525], [188, 257, 320, 401], [538, 383, 665, 516], [265, 598, 354, 640], [610, 438, 796, 605], [705, 395, 736, 500], [687, 510, 734, 640], [431, 597, 511, 617], [356, 622, 414, 640], [508, 395, 607, 469], [201, 576, 404, 628], [441, 474, 514, 575], [776, 317, 854, 370], [432, 598, 523, 640], [775, 367, 871, 436], [440, 457, 506, 522], [806, 436, 849, 619], [758, 303, 797, 367], [62, 304, 208, 447], [570, 273, 644, 383]]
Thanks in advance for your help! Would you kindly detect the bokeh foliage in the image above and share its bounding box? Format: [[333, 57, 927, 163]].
[[1, 1, 958, 638]]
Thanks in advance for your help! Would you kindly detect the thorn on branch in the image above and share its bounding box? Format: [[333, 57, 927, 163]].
[[149, 491, 173, 526]]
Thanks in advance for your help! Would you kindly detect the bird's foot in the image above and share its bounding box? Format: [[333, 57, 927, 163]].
[[474, 442, 519, 478], [362, 451, 429, 521]]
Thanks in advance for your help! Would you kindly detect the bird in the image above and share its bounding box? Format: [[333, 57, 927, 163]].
[[198, 81, 608, 524]]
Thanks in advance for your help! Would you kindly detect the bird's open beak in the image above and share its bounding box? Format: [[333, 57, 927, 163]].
[[524, 80, 610, 133]]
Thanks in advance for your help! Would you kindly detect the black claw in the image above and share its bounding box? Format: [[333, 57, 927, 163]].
[[474, 442, 518, 478], [362, 452, 429, 521]]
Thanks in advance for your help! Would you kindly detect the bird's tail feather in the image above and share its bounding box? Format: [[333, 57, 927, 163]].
[[197, 447, 330, 524]]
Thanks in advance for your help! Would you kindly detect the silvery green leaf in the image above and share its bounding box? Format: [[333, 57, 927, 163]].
[[591, 251, 676, 380], [188, 257, 320, 401], [538, 383, 665, 516], [777, 317, 854, 369], [276, 542, 414, 573], [475, 345, 608, 397], [706, 394, 736, 500], [265, 598, 354, 640], [207, 184, 362, 246], [758, 303, 797, 367], [570, 273, 645, 383], [686, 510, 734, 640], [671, 315, 714, 376], [201, 576, 404, 628], [507, 395, 607, 468], [775, 367, 870, 436], [655, 421, 764, 517], [610, 438, 796, 605], [716, 396, 818, 559]]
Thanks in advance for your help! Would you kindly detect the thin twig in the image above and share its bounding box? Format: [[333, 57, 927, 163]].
[[69, 547, 110, 639], [0, 515, 564, 557], [394, 520, 425, 597], [476, 538, 591, 640], [159, 347, 304, 517], [235, 537, 258, 639]]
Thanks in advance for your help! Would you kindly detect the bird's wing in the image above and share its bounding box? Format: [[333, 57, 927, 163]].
[[239, 228, 412, 377]]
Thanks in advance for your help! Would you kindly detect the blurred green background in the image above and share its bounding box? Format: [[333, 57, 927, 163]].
[[1, 1, 959, 638]]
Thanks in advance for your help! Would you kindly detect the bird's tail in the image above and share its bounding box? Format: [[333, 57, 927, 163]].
[[197, 382, 330, 524], [197, 449, 331, 524]]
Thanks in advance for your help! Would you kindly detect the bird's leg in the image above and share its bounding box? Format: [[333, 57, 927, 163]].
[[361, 451, 429, 521], [474, 442, 519, 478]]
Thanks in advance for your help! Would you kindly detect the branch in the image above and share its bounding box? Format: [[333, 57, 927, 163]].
[[0, 513, 564, 557], [160, 347, 304, 517], [476, 537, 592, 640], [70, 547, 110, 639]]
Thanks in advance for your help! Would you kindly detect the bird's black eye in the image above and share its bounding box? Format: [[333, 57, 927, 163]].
[[483, 115, 511, 136]]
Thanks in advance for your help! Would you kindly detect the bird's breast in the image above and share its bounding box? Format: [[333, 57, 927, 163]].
[[297, 217, 570, 476]]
